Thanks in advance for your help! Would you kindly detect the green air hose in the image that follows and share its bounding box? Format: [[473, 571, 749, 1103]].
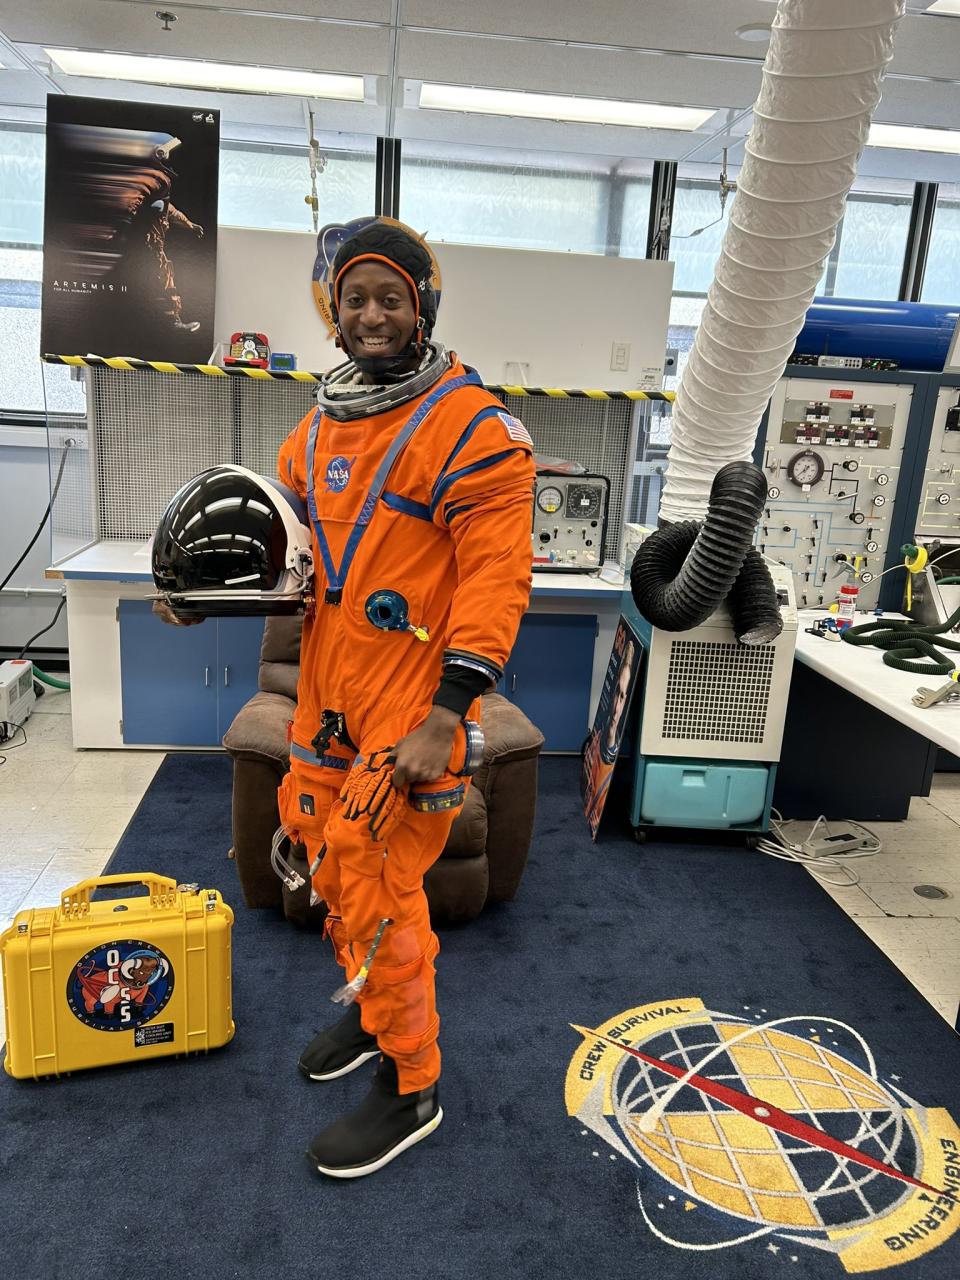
[[841, 603, 960, 675], [32, 666, 71, 691]]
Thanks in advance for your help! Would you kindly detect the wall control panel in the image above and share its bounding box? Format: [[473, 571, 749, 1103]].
[[532, 472, 610, 572], [759, 378, 915, 610], [916, 385, 960, 538]]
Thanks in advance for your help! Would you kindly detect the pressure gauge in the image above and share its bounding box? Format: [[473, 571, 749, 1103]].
[[786, 450, 825, 488], [566, 484, 602, 520], [537, 485, 564, 515]]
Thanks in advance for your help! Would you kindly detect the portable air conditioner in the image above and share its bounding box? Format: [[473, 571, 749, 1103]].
[[622, 564, 797, 839], [0, 660, 36, 731]]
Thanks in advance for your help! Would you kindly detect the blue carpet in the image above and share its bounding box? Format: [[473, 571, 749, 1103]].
[[4, 754, 960, 1279]]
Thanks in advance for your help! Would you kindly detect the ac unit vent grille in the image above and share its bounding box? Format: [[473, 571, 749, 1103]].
[[662, 640, 776, 744]]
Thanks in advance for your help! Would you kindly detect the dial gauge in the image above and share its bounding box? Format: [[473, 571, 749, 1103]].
[[566, 484, 602, 520], [536, 485, 564, 515], [786, 450, 824, 488]]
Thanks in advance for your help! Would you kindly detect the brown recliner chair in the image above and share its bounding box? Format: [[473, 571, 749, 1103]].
[[222, 616, 544, 925]]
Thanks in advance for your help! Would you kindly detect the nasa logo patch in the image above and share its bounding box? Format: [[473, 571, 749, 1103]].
[[324, 455, 356, 493]]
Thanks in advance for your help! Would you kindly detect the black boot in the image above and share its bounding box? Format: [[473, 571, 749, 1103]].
[[308, 1054, 442, 1179], [298, 1002, 379, 1081]]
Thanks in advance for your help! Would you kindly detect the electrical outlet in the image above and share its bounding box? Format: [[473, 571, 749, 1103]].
[[610, 341, 630, 372]]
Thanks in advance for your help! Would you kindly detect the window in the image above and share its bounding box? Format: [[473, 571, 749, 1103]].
[[399, 141, 629, 255], [218, 139, 376, 232], [823, 178, 914, 300], [0, 126, 45, 245], [1, 128, 86, 412], [922, 183, 960, 305], [618, 177, 654, 260]]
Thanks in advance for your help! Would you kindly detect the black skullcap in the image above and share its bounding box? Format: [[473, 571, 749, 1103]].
[[331, 220, 437, 337]]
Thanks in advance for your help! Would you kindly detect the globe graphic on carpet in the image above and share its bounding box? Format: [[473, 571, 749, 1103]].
[[611, 1015, 919, 1233]]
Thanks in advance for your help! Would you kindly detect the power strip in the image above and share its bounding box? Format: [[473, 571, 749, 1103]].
[[775, 819, 875, 858]]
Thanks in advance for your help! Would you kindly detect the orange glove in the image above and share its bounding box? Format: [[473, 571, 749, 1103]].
[[339, 749, 407, 841]]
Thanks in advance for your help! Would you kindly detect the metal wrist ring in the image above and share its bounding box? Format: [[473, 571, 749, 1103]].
[[458, 719, 485, 777]]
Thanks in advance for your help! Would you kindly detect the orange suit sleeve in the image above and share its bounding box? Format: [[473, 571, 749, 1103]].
[[431, 407, 535, 693], [276, 408, 315, 499]]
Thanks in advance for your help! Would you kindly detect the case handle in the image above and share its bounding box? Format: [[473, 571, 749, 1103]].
[[59, 874, 181, 914]]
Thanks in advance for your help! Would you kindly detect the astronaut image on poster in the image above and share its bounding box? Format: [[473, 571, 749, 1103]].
[[41, 95, 219, 362], [581, 616, 643, 839]]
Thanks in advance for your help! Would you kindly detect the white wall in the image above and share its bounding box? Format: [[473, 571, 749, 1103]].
[[0, 428, 68, 652], [215, 227, 674, 390]]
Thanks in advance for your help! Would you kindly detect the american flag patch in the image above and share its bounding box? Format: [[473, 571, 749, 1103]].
[[497, 411, 533, 448]]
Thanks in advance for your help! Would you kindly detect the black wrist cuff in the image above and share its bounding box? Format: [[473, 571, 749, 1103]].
[[432, 666, 491, 717]]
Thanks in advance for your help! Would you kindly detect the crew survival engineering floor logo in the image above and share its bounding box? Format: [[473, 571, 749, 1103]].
[[565, 999, 960, 1273]]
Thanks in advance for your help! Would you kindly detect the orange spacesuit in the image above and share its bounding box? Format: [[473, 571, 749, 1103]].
[[276, 359, 534, 1093]]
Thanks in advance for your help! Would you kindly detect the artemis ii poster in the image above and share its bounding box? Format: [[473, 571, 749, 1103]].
[[41, 95, 219, 362]]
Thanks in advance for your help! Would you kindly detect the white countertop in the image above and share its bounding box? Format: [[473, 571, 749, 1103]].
[[47, 540, 626, 598], [46, 540, 155, 581], [795, 609, 960, 755]]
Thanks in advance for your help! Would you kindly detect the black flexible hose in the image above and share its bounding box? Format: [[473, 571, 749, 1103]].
[[841, 604, 960, 675], [630, 461, 782, 644], [727, 549, 783, 646]]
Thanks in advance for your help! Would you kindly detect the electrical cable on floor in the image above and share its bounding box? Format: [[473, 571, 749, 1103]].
[[754, 808, 882, 888], [0, 719, 28, 769], [16, 595, 66, 660]]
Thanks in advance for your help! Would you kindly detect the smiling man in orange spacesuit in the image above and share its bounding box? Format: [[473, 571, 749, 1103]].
[[274, 220, 534, 1178]]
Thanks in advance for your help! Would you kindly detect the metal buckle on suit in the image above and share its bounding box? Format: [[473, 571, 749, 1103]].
[[311, 709, 356, 756]]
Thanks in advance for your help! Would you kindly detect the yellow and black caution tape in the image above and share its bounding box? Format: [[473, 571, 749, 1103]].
[[42, 354, 678, 400], [488, 385, 676, 402], [42, 353, 322, 382]]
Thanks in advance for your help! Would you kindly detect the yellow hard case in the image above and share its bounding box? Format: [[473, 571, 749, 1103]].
[[1, 874, 234, 1080]]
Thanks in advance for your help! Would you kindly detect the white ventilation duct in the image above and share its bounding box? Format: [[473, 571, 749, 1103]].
[[659, 0, 906, 525]]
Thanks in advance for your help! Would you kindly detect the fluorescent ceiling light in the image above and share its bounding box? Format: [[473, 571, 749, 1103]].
[[418, 83, 714, 132], [45, 49, 364, 101], [868, 122, 960, 155], [928, 1, 960, 16]]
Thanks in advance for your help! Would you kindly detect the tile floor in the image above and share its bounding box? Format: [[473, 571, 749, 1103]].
[[2, 693, 960, 1036]]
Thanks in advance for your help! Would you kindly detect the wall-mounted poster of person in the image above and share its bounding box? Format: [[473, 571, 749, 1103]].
[[581, 616, 643, 839], [41, 95, 219, 363]]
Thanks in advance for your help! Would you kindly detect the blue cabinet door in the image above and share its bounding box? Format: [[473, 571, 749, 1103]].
[[119, 600, 218, 745], [504, 613, 596, 752], [217, 616, 266, 735]]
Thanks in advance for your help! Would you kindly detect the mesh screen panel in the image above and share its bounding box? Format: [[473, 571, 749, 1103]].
[[662, 640, 775, 745], [48, 424, 94, 548], [94, 370, 235, 539], [236, 379, 317, 478], [91, 370, 631, 546]]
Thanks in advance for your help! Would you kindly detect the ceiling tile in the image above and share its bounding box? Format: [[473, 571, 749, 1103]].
[[394, 106, 711, 163], [874, 77, 960, 129], [0, 1, 392, 76], [151, 0, 393, 18], [398, 30, 762, 109], [403, 1, 777, 58]]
